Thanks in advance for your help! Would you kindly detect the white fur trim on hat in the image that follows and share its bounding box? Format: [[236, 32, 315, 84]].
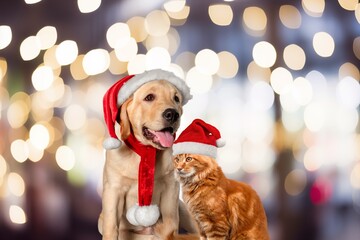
[[172, 142, 218, 158], [102, 137, 122, 149], [117, 69, 192, 106], [126, 204, 160, 227], [216, 138, 226, 148]]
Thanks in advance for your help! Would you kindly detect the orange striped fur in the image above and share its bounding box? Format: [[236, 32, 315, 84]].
[[173, 154, 270, 240]]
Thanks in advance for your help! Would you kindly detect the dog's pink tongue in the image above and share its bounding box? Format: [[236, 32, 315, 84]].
[[151, 130, 174, 147]]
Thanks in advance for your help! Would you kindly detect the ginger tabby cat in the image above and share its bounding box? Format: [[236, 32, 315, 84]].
[[173, 153, 270, 240]]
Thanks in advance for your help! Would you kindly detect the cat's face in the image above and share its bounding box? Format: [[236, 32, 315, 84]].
[[173, 153, 212, 178]]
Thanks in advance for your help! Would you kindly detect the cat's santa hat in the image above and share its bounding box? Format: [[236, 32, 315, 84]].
[[173, 119, 225, 158], [102, 69, 192, 227]]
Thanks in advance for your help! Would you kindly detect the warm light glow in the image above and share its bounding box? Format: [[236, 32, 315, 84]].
[[283, 44, 306, 70], [304, 102, 326, 132], [353, 37, 360, 60], [9, 205, 26, 225], [270, 67, 293, 94], [166, 5, 190, 20], [252, 41, 277, 68], [247, 61, 271, 82], [106, 22, 131, 48], [26, 140, 44, 162], [338, 0, 358, 11], [145, 47, 171, 70], [64, 104, 87, 131], [43, 45, 61, 69], [127, 17, 148, 43], [7, 100, 30, 129], [279, 5, 302, 29], [114, 38, 138, 62], [356, 4, 360, 24], [108, 51, 128, 75], [128, 54, 146, 74], [164, 0, 186, 12], [55, 40, 78, 66], [336, 76, 360, 109], [285, 169, 307, 196], [350, 163, 360, 189], [243, 6, 267, 36], [36, 26, 57, 50], [56, 146, 76, 171], [313, 32, 335, 57], [145, 10, 170, 36], [25, 0, 42, 4], [0, 155, 7, 177], [208, 4, 233, 26], [10, 140, 29, 163], [83, 48, 110, 75], [195, 49, 220, 75], [217, 51, 239, 79], [29, 123, 50, 150], [186, 67, 213, 94], [292, 77, 313, 106], [7, 172, 25, 197], [77, 0, 101, 13], [302, 0, 325, 17], [339, 62, 360, 81], [0, 58, 7, 81], [70, 55, 88, 80], [20, 36, 41, 61], [304, 146, 324, 171], [32, 65, 54, 91], [0, 25, 12, 50]]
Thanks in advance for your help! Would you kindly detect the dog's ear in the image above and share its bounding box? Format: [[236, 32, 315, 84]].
[[119, 98, 132, 140]]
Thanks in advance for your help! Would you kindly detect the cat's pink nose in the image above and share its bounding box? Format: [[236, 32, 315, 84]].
[[177, 168, 183, 172]]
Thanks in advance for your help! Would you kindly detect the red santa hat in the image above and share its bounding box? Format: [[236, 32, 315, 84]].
[[102, 69, 192, 150], [173, 119, 225, 158]]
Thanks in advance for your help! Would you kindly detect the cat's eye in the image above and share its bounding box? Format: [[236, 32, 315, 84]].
[[144, 93, 155, 101], [185, 157, 192, 162]]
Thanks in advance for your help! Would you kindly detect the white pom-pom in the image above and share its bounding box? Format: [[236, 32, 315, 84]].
[[135, 205, 160, 227], [126, 205, 139, 226], [216, 138, 226, 148], [126, 204, 160, 227], [103, 137, 122, 149]]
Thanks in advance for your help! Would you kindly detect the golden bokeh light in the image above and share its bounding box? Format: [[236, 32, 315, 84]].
[[270, 67, 293, 94], [353, 37, 360, 60], [163, 0, 186, 13], [9, 205, 26, 225], [302, 0, 325, 17], [284, 169, 307, 196], [304, 102, 326, 132], [43, 45, 61, 69], [55, 40, 78, 66], [56, 145, 76, 171], [350, 163, 360, 189], [186, 67, 213, 94], [313, 32, 335, 57], [145, 10, 170, 36], [77, 0, 101, 13], [338, 0, 358, 11], [0, 58, 7, 81], [303, 146, 324, 171], [31, 65, 54, 91], [279, 5, 302, 29], [20, 36, 41, 61], [243, 6, 267, 36], [167, 28, 180, 55], [106, 22, 131, 48], [29, 123, 50, 150], [283, 44, 306, 70], [252, 41, 277, 68], [128, 54, 146, 74], [25, 0, 42, 4], [83, 48, 110, 75], [7, 172, 25, 197], [36, 26, 57, 50], [145, 47, 171, 70], [114, 37, 138, 62], [108, 50, 128, 75], [7, 100, 29, 129], [217, 51, 239, 79], [339, 62, 360, 80], [0, 25, 12, 50], [356, 4, 360, 23], [64, 104, 87, 131], [127, 16, 148, 43], [145, 35, 170, 51], [247, 61, 271, 82], [70, 55, 88, 80], [10, 139, 29, 163], [165, 5, 190, 21], [0, 155, 7, 178], [208, 4, 233, 26], [195, 49, 220, 75], [26, 139, 44, 162]]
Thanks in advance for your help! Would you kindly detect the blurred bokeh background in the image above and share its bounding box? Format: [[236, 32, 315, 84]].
[[1, 0, 360, 239]]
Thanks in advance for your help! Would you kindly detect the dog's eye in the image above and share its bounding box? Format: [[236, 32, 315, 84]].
[[185, 157, 192, 162], [174, 95, 180, 103], [144, 94, 155, 101]]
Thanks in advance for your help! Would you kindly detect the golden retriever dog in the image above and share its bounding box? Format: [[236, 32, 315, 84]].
[[98, 70, 196, 240]]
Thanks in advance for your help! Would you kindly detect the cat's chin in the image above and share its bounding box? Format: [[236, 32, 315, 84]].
[[177, 171, 195, 178]]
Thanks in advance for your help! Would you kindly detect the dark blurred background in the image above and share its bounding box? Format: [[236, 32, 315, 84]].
[[1, 0, 360, 239]]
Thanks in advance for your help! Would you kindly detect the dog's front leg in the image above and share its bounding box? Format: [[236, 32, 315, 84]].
[[102, 184, 123, 240], [154, 178, 180, 239]]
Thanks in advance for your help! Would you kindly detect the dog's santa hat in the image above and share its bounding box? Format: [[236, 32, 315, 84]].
[[102, 69, 191, 227], [173, 119, 225, 158]]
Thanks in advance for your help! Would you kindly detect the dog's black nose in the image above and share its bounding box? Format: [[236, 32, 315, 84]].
[[163, 108, 179, 124]]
